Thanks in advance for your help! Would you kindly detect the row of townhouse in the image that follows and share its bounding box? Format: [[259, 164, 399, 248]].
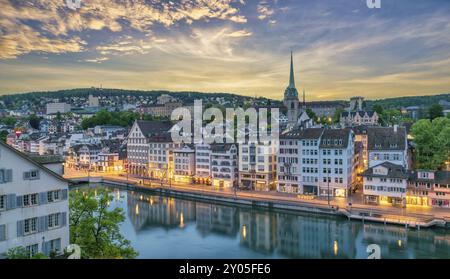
[[127, 120, 240, 187], [362, 164, 450, 208], [66, 140, 125, 172], [126, 120, 414, 196], [0, 141, 69, 258]]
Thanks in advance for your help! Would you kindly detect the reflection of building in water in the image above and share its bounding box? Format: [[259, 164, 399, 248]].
[[358, 223, 410, 258], [127, 192, 196, 231], [195, 203, 238, 236], [239, 211, 277, 254], [277, 214, 356, 258]]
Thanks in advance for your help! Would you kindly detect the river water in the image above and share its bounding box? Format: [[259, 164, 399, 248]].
[[81, 186, 450, 259]]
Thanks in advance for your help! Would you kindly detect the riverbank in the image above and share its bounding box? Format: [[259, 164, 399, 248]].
[[68, 175, 450, 229]]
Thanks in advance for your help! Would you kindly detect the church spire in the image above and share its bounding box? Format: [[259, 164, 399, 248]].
[[289, 51, 296, 89]]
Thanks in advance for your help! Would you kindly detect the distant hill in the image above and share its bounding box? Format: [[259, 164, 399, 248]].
[[367, 93, 450, 109], [0, 88, 253, 102], [0, 88, 448, 110]]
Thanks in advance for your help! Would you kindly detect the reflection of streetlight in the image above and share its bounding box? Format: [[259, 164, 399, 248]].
[[242, 225, 247, 240], [333, 240, 338, 256], [179, 212, 184, 228]]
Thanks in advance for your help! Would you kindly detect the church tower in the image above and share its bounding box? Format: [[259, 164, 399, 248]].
[[283, 52, 300, 126]]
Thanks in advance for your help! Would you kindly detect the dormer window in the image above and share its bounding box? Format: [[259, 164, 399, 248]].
[[390, 144, 398, 148]]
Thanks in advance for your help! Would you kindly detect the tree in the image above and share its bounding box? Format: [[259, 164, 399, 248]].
[[28, 114, 41, 130], [70, 189, 138, 259], [0, 116, 17, 126], [372, 104, 383, 115], [428, 104, 444, 120], [411, 117, 450, 170], [0, 130, 8, 143], [6, 247, 48, 259], [380, 109, 402, 126], [56, 111, 62, 121], [305, 108, 317, 122], [333, 108, 344, 123]]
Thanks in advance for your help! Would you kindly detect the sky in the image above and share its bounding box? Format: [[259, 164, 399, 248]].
[[0, 0, 449, 101]]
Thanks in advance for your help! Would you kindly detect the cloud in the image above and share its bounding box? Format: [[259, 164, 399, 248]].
[[83, 57, 110, 63], [225, 29, 253, 38], [257, 1, 275, 20], [0, 0, 247, 59], [151, 27, 256, 62]]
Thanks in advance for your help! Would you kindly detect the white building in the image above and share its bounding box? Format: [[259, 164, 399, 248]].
[[156, 94, 178, 105], [211, 144, 238, 189], [367, 126, 408, 169], [88, 94, 99, 107], [277, 128, 355, 197], [46, 103, 71, 115], [148, 135, 179, 182], [0, 141, 69, 258], [340, 111, 379, 127], [194, 142, 212, 185], [127, 120, 173, 177], [362, 162, 408, 206], [239, 141, 277, 191], [173, 145, 196, 183]]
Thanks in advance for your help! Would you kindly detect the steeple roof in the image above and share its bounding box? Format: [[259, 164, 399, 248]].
[[289, 51, 296, 89], [284, 51, 299, 98]]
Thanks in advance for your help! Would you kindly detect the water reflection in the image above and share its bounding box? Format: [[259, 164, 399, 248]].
[[122, 189, 450, 259]]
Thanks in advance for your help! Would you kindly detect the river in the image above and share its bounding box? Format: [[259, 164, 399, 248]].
[[77, 186, 450, 259]]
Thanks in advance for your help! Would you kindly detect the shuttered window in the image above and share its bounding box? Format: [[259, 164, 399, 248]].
[[0, 224, 6, 242], [24, 217, 38, 235], [0, 195, 5, 211], [25, 244, 39, 258], [0, 169, 13, 183], [23, 169, 40, 180]]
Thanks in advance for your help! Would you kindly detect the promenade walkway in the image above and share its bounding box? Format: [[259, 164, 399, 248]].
[[64, 169, 450, 227]]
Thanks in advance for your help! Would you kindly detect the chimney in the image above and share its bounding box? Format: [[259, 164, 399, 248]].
[[394, 124, 398, 133]]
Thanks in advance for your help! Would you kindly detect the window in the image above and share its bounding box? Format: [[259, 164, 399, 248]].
[[48, 213, 60, 229], [26, 244, 39, 258], [23, 194, 39, 207], [23, 170, 40, 180], [24, 218, 38, 235], [0, 195, 5, 211], [49, 238, 61, 254], [47, 191, 60, 203]]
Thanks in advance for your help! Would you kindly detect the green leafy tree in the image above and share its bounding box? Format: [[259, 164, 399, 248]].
[[333, 108, 344, 123], [70, 189, 138, 259], [372, 104, 383, 115], [305, 108, 317, 122], [81, 110, 141, 130], [28, 114, 42, 130], [0, 130, 8, 143], [1, 116, 17, 126], [411, 117, 450, 170], [380, 109, 402, 126], [428, 104, 444, 120], [56, 111, 62, 121]]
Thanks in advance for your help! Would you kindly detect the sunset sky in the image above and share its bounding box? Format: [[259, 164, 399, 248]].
[[0, 0, 449, 100]]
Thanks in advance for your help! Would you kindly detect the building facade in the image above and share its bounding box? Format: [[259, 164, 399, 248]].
[[211, 144, 238, 188], [367, 126, 408, 169], [277, 128, 355, 197], [0, 141, 69, 258], [239, 141, 277, 191], [362, 162, 408, 206]]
